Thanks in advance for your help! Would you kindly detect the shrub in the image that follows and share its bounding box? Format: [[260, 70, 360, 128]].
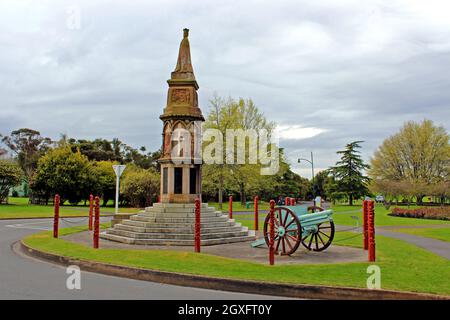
[[0, 160, 23, 203], [121, 165, 159, 208], [390, 207, 450, 220]]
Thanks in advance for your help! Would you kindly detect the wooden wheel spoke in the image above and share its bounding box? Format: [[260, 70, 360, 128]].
[[285, 236, 293, 251], [319, 226, 332, 229], [281, 238, 286, 253], [285, 219, 296, 229], [318, 230, 330, 239], [282, 210, 289, 226], [314, 234, 319, 250], [275, 237, 281, 252], [307, 235, 313, 250], [287, 234, 298, 243], [317, 232, 326, 246]]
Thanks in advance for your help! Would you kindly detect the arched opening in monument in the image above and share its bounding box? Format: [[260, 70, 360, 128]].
[[174, 167, 183, 194], [190, 167, 197, 194]]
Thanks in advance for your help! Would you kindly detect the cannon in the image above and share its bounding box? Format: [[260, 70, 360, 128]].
[[252, 205, 335, 256]]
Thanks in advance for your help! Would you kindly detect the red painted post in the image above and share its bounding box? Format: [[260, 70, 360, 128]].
[[93, 196, 100, 249], [291, 198, 295, 206], [88, 194, 94, 231], [229, 195, 233, 219], [254, 196, 259, 231], [194, 198, 201, 253], [363, 200, 368, 250], [285, 197, 289, 206], [368, 200, 376, 261], [53, 194, 60, 238], [269, 200, 275, 265]]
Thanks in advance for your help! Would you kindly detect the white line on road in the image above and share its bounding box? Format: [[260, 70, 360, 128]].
[[5, 220, 52, 231]]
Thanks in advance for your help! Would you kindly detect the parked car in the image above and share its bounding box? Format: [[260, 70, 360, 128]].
[[375, 195, 385, 203]]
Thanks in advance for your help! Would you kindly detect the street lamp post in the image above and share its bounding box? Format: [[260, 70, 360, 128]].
[[298, 151, 315, 185], [298, 152, 315, 204]]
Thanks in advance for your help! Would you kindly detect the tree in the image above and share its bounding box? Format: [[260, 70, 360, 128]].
[[203, 95, 275, 207], [0, 160, 22, 203], [31, 147, 93, 205], [1, 128, 52, 183], [369, 120, 449, 204], [121, 165, 159, 208], [312, 170, 329, 199], [330, 141, 370, 205], [91, 161, 117, 206]]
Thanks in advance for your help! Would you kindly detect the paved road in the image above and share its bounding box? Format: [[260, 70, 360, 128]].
[[0, 218, 280, 300]]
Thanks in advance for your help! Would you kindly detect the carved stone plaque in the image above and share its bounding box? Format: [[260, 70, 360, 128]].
[[171, 89, 190, 105]]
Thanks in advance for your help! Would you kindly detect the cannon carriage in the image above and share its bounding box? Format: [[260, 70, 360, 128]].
[[253, 205, 335, 256]]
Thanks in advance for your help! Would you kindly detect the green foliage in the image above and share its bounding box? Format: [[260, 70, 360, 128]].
[[330, 141, 370, 205], [370, 120, 450, 204], [203, 95, 279, 205], [0, 160, 23, 203], [31, 147, 93, 205], [1, 128, 52, 182], [66, 137, 160, 170], [91, 161, 117, 206], [121, 165, 159, 208]]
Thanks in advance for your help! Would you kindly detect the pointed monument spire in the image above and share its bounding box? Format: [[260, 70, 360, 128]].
[[171, 28, 195, 81], [160, 28, 204, 121]]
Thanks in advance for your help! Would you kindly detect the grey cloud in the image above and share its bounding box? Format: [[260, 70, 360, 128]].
[[0, 0, 449, 177]]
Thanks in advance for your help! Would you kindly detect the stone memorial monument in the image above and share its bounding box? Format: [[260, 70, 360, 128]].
[[101, 29, 254, 246]]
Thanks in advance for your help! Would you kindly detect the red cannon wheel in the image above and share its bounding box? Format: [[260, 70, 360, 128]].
[[264, 207, 302, 256], [301, 220, 335, 252]]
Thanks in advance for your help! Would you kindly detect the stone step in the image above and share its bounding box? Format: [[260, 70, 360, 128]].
[[130, 215, 230, 223], [99, 232, 256, 246], [144, 206, 217, 214], [140, 211, 222, 218], [113, 223, 243, 234], [122, 219, 236, 229], [150, 203, 210, 209], [105, 228, 249, 240]]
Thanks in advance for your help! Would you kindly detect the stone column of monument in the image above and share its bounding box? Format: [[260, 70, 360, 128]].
[[159, 28, 204, 204]]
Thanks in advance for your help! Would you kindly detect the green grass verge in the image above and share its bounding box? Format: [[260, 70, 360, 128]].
[[330, 203, 450, 227], [390, 227, 450, 242], [209, 201, 270, 212], [22, 225, 450, 295], [0, 197, 141, 219]]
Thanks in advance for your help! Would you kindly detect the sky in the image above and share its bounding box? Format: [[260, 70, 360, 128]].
[[1, 0, 449, 178]]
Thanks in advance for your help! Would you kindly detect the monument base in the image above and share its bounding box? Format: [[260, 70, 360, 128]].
[[100, 203, 255, 246]]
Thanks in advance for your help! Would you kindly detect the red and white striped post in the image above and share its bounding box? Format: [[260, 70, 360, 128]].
[[363, 200, 369, 250], [229, 195, 233, 219], [368, 200, 376, 262], [93, 196, 100, 249], [88, 194, 94, 231], [254, 196, 259, 231], [53, 194, 60, 238], [269, 199, 275, 265], [194, 198, 201, 252]]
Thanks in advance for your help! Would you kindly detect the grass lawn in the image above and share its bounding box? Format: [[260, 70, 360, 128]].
[[390, 227, 450, 243], [0, 197, 141, 219], [330, 203, 450, 227], [209, 201, 270, 212], [23, 225, 450, 295], [232, 203, 450, 231]]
